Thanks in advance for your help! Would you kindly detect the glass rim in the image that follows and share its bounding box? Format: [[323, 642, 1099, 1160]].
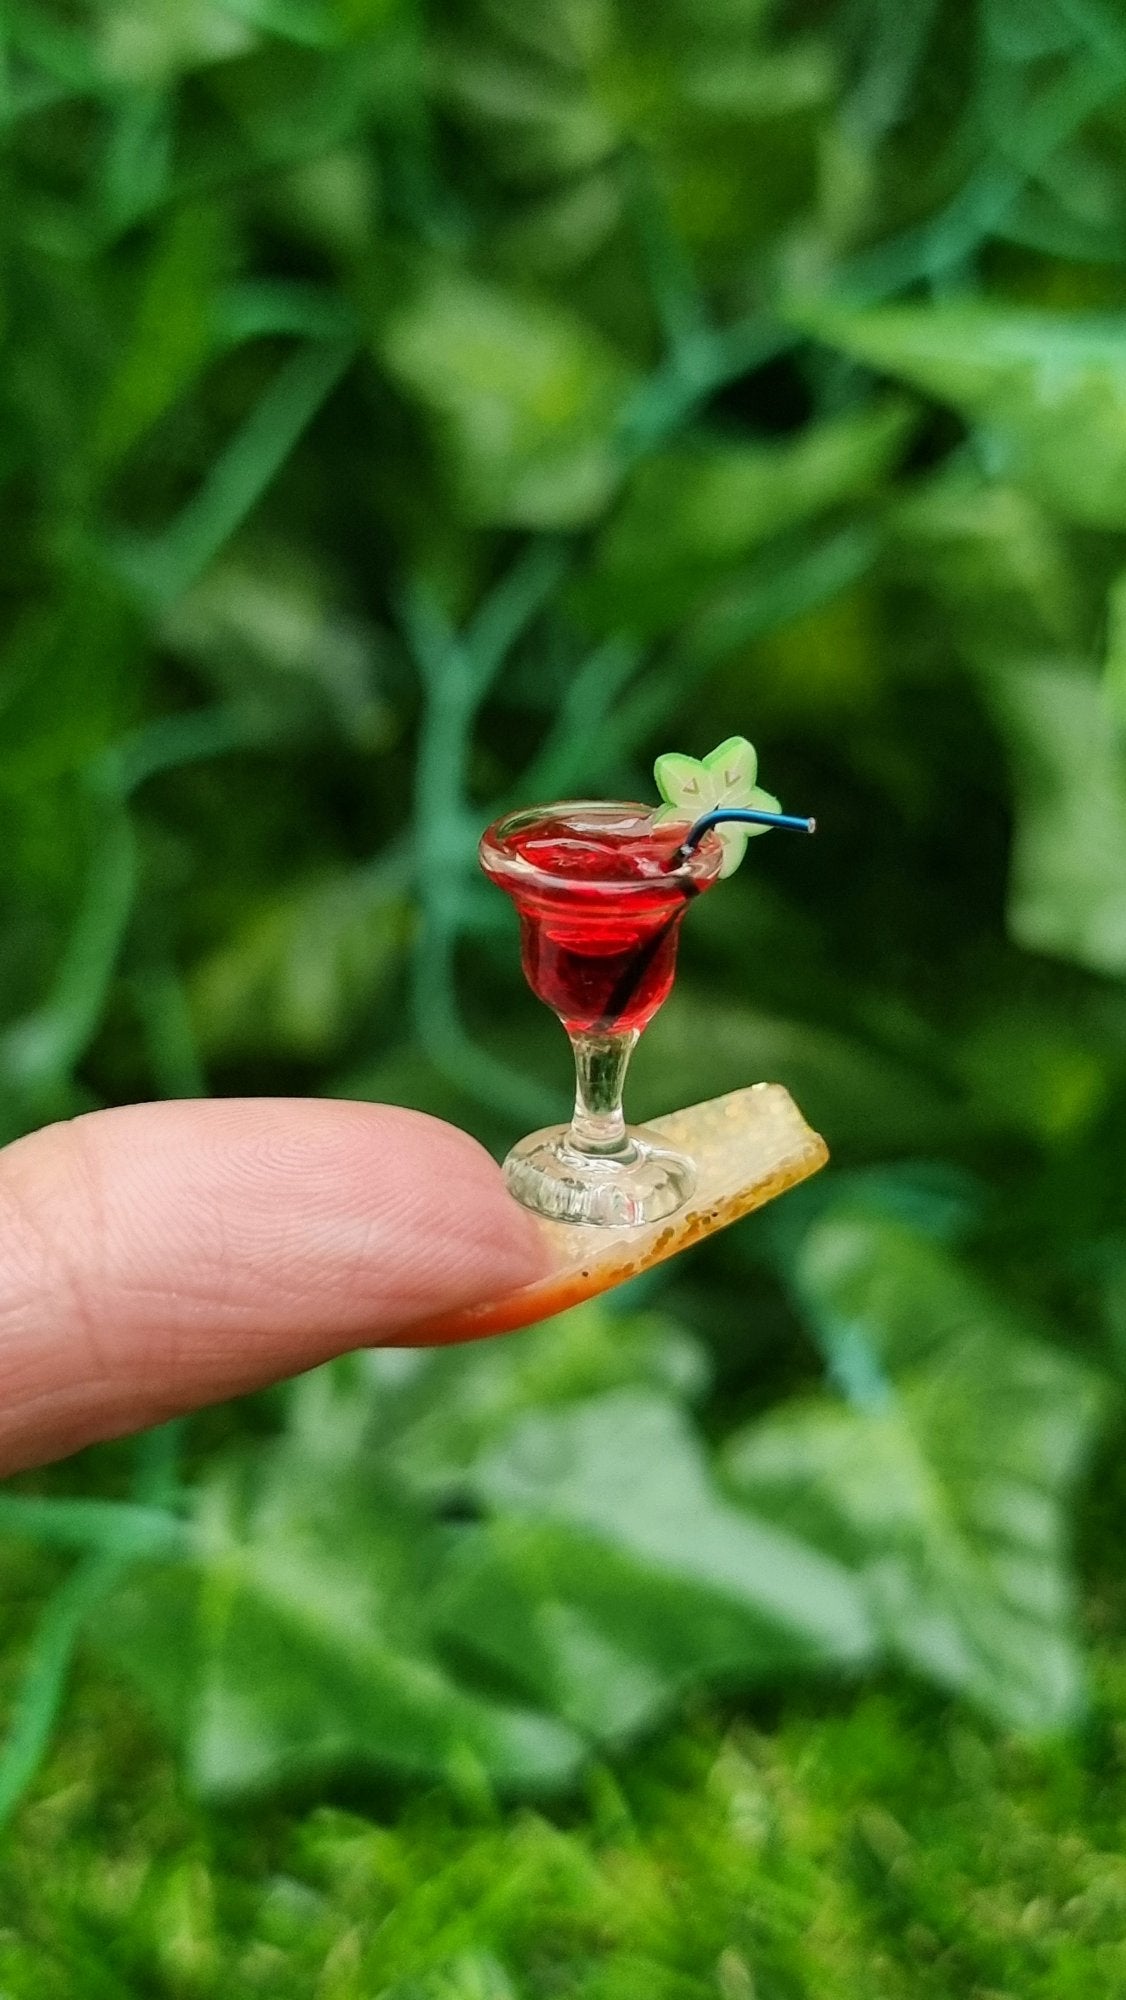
[[479, 800, 723, 897]]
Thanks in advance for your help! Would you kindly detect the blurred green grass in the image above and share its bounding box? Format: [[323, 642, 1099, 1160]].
[[4, 0, 1126, 1987]]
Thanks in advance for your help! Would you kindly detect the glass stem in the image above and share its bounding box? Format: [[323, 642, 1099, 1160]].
[[567, 1029, 638, 1159]]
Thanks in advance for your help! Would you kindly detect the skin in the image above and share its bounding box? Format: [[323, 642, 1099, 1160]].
[[0, 1099, 551, 1476]]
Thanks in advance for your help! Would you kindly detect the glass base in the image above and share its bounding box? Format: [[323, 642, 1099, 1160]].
[[502, 1125, 696, 1227]]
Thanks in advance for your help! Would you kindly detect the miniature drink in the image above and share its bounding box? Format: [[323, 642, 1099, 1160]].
[[480, 739, 813, 1229], [480, 802, 723, 1225], [489, 805, 721, 1035]]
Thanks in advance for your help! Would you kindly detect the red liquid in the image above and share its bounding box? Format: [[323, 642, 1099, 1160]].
[[481, 807, 719, 1035]]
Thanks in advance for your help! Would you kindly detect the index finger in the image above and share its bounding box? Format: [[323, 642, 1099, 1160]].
[[0, 1098, 550, 1475]]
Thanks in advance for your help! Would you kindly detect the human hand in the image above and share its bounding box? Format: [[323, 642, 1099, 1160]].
[[0, 1099, 549, 1476]]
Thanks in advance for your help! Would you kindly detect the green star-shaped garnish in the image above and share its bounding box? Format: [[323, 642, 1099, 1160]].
[[653, 736, 781, 878]]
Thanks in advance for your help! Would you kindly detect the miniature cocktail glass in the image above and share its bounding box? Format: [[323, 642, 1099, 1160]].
[[480, 801, 725, 1226]]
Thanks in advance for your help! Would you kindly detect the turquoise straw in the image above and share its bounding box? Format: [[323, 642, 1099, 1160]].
[[677, 806, 816, 857]]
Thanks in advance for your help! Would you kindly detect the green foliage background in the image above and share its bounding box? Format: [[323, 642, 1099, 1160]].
[[4, 0, 1126, 1990]]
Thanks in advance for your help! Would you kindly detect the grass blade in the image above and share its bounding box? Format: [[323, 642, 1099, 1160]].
[[0, 1554, 129, 1833], [114, 339, 355, 608]]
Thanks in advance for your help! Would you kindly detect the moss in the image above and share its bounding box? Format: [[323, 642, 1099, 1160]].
[[5, 1629, 1126, 1998]]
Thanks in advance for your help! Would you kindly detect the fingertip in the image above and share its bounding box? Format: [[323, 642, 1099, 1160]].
[[0, 1097, 555, 1469]]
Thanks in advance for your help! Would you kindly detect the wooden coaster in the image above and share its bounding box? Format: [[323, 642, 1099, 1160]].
[[403, 1082, 827, 1347]]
